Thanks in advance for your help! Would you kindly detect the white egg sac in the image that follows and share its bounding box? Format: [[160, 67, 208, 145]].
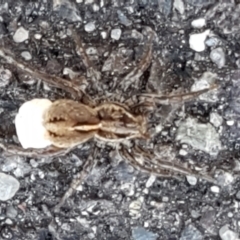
[[15, 99, 53, 149]]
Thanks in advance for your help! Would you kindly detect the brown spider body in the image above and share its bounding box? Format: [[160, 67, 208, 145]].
[[44, 100, 148, 148], [0, 27, 218, 211]]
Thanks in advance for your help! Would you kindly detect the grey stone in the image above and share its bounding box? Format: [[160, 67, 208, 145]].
[[0, 68, 12, 87], [132, 227, 158, 240], [117, 10, 132, 26], [210, 47, 226, 68], [0, 173, 20, 201], [6, 206, 18, 219], [53, 0, 82, 22], [111, 29, 122, 40], [84, 22, 96, 32], [21, 51, 32, 61], [180, 224, 203, 240], [176, 118, 222, 156], [205, 37, 220, 47]]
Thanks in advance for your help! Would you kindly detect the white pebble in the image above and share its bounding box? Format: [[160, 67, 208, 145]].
[[211, 186, 220, 193], [21, 51, 32, 61], [174, 0, 185, 15], [15, 99, 53, 149], [5, 218, 13, 225], [120, 183, 135, 196], [13, 27, 29, 43], [179, 149, 188, 156], [145, 175, 156, 188], [111, 28, 122, 40], [84, 22, 96, 32], [101, 31, 107, 39], [0, 173, 20, 201], [34, 33, 42, 40], [85, 0, 94, 3], [191, 18, 206, 28], [219, 224, 238, 240], [210, 112, 223, 128], [92, 4, 99, 11], [129, 199, 142, 218], [186, 176, 197, 185], [226, 120, 234, 126], [189, 29, 210, 52]]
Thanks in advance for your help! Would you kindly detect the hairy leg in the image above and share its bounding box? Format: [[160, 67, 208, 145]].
[[0, 46, 90, 102], [121, 144, 216, 183], [118, 27, 155, 91], [54, 148, 98, 212]]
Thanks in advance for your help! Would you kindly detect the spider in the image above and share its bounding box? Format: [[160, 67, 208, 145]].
[[0, 26, 218, 212]]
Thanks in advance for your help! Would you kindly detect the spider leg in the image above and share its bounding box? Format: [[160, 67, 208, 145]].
[[121, 145, 216, 183], [119, 27, 155, 91], [137, 84, 218, 105], [71, 29, 101, 83], [120, 146, 179, 179], [54, 148, 99, 212], [0, 142, 74, 158], [134, 145, 216, 183], [0, 48, 88, 101]]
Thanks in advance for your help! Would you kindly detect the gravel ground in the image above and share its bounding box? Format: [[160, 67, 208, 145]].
[[0, 0, 240, 239]]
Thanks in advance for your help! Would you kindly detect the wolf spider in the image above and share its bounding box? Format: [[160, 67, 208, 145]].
[[0, 27, 217, 211]]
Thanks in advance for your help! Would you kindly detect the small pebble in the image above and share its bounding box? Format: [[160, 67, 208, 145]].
[[179, 149, 188, 156], [85, 0, 94, 3], [84, 22, 96, 32], [191, 210, 201, 218], [191, 18, 206, 28], [129, 200, 142, 218], [210, 112, 223, 128], [5, 218, 13, 225], [6, 206, 18, 219], [38, 170, 45, 179], [180, 224, 203, 240], [186, 176, 197, 185], [132, 227, 158, 240], [0, 173, 20, 201], [205, 37, 220, 47], [210, 186, 220, 193], [111, 29, 122, 40], [13, 27, 29, 43], [236, 190, 240, 200], [236, 59, 240, 68], [189, 29, 210, 52], [21, 51, 32, 61], [92, 4, 99, 12], [210, 47, 226, 68], [174, 0, 185, 14], [146, 175, 156, 188], [34, 33, 42, 40], [117, 10, 132, 26], [120, 183, 135, 196], [101, 31, 107, 39], [162, 196, 169, 202], [226, 120, 234, 126], [0, 68, 12, 87], [219, 224, 238, 240]]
